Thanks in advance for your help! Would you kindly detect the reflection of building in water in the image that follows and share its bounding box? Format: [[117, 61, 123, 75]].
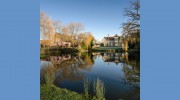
[[92, 52, 100, 55], [102, 53, 122, 65], [92, 53, 101, 59], [41, 53, 95, 86], [50, 55, 72, 64], [121, 52, 129, 62], [48, 54, 94, 71]]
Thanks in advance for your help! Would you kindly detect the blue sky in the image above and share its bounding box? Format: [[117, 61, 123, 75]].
[[40, 0, 130, 41]]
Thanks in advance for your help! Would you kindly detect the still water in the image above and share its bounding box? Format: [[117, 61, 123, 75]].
[[40, 52, 140, 100]]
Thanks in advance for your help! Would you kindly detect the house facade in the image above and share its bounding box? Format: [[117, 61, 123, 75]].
[[104, 34, 122, 47]]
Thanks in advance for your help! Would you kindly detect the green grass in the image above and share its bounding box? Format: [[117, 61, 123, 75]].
[[41, 78, 106, 100], [41, 84, 86, 100]]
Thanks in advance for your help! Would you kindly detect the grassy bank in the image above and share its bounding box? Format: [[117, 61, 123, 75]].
[[41, 78, 106, 100], [41, 84, 86, 100]]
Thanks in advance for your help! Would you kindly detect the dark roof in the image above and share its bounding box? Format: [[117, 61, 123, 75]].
[[104, 34, 121, 40], [114, 34, 119, 37], [104, 37, 114, 40]]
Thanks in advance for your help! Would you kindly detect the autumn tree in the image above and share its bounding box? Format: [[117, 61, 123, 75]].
[[40, 12, 96, 52], [76, 33, 85, 47], [83, 32, 93, 51]]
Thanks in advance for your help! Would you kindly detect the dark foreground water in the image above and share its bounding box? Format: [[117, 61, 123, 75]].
[[40, 52, 140, 100]]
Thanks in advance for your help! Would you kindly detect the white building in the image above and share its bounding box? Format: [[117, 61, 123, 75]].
[[104, 34, 122, 47]]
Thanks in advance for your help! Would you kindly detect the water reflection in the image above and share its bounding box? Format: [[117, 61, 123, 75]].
[[102, 53, 123, 65], [40, 52, 140, 100], [122, 52, 140, 87]]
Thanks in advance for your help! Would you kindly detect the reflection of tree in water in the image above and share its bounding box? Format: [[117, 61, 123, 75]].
[[122, 52, 140, 85], [81, 53, 94, 64], [122, 63, 140, 86], [53, 59, 84, 83], [59, 64, 84, 81], [78, 53, 94, 71], [123, 88, 140, 100], [122, 52, 140, 100], [53, 53, 94, 83]]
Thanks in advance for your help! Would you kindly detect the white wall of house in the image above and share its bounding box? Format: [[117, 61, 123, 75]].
[[103, 35, 122, 47]]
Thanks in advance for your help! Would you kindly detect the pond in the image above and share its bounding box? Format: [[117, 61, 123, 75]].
[[40, 52, 140, 100]]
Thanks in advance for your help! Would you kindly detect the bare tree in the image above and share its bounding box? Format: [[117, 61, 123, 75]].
[[124, 0, 140, 22], [40, 12, 55, 58], [61, 26, 70, 41], [40, 12, 55, 40], [53, 20, 63, 50], [123, 0, 140, 35], [68, 22, 84, 47], [121, 0, 140, 51], [53, 20, 63, 34], [68, 22, 84, 35]]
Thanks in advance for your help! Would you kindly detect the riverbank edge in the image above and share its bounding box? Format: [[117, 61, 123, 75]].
[[41, 84, 86, 100]]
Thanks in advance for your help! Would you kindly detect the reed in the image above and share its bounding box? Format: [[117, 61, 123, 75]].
[[93, 78, 106, 100], [84, 78, 90, 98]]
